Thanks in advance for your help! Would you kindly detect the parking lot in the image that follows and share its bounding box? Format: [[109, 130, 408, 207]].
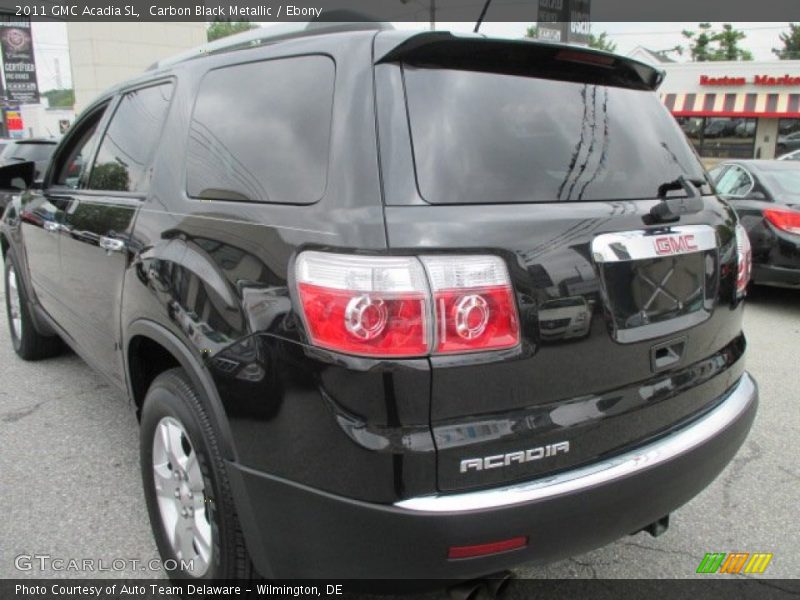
[[0, 278, 797, 585]]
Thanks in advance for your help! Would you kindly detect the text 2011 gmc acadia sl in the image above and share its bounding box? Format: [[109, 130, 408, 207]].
[[0, 24, 757, 583]]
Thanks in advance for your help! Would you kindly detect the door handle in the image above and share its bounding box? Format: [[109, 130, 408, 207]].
[[99, 236, 126, 253], [43, 221, 60, 233]]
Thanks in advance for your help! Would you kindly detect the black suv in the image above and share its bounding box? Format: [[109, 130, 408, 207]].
[[0, 24, 757, 583]]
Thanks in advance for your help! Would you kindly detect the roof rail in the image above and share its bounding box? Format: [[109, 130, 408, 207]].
[[148, 20, 393, 71]]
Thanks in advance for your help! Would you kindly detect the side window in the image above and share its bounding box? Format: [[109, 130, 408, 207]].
[[52, 105, 108, 189], [88, 82, 174, 193], [186, 55, 335, 204], [715, 166, 753, 197]]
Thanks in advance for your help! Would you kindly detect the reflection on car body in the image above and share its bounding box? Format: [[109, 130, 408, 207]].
[[537, 296, 592, 342]]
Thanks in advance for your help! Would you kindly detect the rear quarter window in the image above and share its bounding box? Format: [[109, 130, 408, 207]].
[[186, 55, 335, 205]]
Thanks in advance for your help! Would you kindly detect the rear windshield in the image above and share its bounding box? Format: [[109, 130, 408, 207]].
[[403, 67, 706, 204]]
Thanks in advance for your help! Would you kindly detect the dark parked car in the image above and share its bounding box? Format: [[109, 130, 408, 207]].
[[777, 148, 800, 161], [710, 160, 800, 288], [0, 24, 757, 585], [0, 138, 58, 180], [703, 118, 737, 138], [0, 140, 58, 217], [776, 131, 800, 156]]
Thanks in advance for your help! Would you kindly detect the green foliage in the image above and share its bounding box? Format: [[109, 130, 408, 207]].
[[42, 89, 74, 108], [773, 23, 800, 59], [681, 23, 753, 62], [681, 23, 715, 61], [587, 32, 616, 53], [524, 25, 538, 39], [714, 24, 753, 61], [89, 162, 129, 193], [206, 20, 257, 42]]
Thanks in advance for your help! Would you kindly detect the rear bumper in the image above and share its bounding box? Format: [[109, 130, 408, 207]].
[[752, 264, 800, 288], [227, 372, 757, 580]]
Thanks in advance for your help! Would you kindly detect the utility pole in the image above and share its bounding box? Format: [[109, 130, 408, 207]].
[[54, 57, 62, 89]]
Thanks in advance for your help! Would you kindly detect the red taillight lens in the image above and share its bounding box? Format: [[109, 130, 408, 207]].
[[735, 223, 752, 297], [295, 253, 431, 357], [422, 256, 519, 354], [448, 536, 528, 559], [297, 284, 429, 356], [294, 252, 520, 357], [764, 208, 800, 235]]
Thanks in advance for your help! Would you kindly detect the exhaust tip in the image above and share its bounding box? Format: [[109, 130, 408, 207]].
[[447, 571, 515, 600], [447, 581, 485, 600], [485, 571, 514, 597], [643, 514, 670, 537]]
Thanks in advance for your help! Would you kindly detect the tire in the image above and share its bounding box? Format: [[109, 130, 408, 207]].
[[140, 367, 256, 580], [4, 253, 62, 360]]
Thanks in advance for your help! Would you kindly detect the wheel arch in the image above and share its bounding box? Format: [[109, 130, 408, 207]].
[[125, 319, 237, 461]]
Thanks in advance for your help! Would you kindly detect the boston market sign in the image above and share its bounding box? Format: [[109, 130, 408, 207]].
[[700, 74, 800, 86]]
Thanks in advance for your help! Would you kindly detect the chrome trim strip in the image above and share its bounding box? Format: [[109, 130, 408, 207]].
[[395, 373, 756, 513], [591, 225, 717, 263]]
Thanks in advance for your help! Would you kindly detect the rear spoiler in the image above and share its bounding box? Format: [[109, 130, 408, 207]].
[[375, 31, 665, 91]]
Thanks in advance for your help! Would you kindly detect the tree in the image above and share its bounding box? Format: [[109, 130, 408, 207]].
[[526, 25, 616, 52], [42, 89, 75, 109], [89, 162, 129, 193], [773, 23, 800, 59], [681, 23, 716, 61], [681, 23, 753, 62], [713, 24, 753, 61], [206, 20, 257, 42], [587, 32, 616, 53]]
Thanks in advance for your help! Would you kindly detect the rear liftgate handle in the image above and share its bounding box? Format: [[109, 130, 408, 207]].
[[650, 337, 687, 372]]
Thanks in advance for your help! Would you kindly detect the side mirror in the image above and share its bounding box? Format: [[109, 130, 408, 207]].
[[0, 161, 35, 190]]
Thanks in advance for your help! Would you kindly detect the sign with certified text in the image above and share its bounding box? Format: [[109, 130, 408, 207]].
[[0, 15, 39, 104]]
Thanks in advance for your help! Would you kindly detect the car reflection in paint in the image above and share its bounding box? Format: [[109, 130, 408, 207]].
[[537, 296, 593, 342]]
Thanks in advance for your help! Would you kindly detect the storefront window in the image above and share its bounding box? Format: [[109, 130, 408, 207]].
[[777, 119, 800, 157], [676, 117, 756, 159]]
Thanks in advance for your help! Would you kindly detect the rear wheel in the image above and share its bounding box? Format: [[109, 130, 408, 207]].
[[140, 368, 256, 580], [4, 254, 62, 360]]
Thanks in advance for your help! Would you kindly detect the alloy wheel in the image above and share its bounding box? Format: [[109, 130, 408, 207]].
[[152, 416, 212, 576], [7, 264, 22, 341]]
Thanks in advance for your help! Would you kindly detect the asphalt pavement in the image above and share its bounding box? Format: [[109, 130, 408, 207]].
[[0, 279, 797, 587]]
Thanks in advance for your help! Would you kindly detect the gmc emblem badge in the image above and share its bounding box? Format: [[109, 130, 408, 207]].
[[654, 234, 698, 255]]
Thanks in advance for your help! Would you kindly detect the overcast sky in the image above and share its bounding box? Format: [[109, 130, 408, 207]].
[[31, 21, 794, 92]]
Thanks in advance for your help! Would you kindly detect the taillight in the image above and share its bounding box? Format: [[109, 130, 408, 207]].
[[294, 252, 520, 357], [295, 252, 431, 357], [735, 223, 752, 297], [421, 256, 519, 354], [764, 208, 800, 235]]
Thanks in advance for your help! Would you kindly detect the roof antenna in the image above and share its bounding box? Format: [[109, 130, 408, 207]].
[[473, 0, 493, 33]]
